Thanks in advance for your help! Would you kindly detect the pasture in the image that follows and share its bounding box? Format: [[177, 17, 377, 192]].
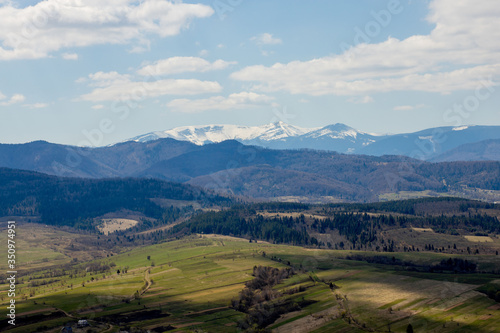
[[2, 233, 500, 332]]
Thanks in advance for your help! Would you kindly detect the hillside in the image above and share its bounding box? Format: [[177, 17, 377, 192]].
[[171, 198, 500, 252], [2, 224, 500, 332], [0, 139, 197, 178], [432, 139, 500, 162], [0, 168, 230, 228], [0, 140, 499, 202]]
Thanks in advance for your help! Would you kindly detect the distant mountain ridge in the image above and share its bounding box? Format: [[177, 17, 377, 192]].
[[130, 121, 320, 145], [128, 122, 500, 160], [0, 139, 498, 202], [432, 139, 500, 162]]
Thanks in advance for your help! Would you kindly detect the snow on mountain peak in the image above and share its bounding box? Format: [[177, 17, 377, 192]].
[[453, 125, 470, 131], [125, 122, 384, 151], [129, 122, 320, 145]]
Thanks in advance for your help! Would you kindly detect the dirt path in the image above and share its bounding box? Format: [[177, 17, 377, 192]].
[[101, 323, 115, 332], [186, 306, 229, 316], [335, 292, 375, 332], [140, 268, 152, 296]]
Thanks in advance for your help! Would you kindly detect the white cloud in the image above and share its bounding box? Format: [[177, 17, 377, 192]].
[[62, 53, 78, 60], [393, 104, 427, 111], [91, 104, 105, 110], [0, 1, 214, 60], [232, 0, 500, 96], [199, 49, 209, 57], [251, 33, 282, 46], [348, 96, 374, 104], [24, 103, 49, 109], [0, 93, 25, 106], [167, 92, 274, 113], [137, 57, 236, 76], [79, 71, 222, 102]]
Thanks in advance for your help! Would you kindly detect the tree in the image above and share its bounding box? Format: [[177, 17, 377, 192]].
[[406, 324, 414, 333]]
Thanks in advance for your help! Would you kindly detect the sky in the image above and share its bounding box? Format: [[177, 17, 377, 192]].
[[0, 0, 499, 146]]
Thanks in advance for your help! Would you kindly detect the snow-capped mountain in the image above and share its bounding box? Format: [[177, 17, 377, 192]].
[[128, 121, 381, 153], [129, 121, 320, 145], [126, 122, 500, 158]]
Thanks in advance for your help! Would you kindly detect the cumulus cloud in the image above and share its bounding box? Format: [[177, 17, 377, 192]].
[[251, 33, 282, 46], [24, 102, 49, 109], [348, 96, 374, 104], [78, 71, 222, 102], [137, 57, 236, 76], [0, 93, 25, 106], [0, 0, 213, 60], [166, 92, 274, 113], [62, 53, 78, 60], [232, 0, 500, 96]]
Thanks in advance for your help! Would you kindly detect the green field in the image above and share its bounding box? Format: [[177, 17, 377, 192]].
[[2, 231, 500, 333]]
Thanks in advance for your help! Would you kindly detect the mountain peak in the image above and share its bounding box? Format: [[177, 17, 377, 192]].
[[326, 123, 353, 131]]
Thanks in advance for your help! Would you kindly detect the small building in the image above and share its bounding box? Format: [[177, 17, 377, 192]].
[[77, 319, 89, 328]]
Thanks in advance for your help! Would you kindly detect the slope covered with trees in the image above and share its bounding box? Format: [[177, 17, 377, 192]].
[[0, 168, 231, 229], [0, 139, 499, 201]]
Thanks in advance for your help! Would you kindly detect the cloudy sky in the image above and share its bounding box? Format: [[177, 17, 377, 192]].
[[0, 0, 499, 146]]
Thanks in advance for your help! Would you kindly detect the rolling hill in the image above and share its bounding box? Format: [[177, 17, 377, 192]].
[[0, 168, 230, 228]]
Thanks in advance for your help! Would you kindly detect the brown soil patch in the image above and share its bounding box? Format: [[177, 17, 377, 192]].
[[444, 302, 464, 311], [79, 308, 104, 315], [464, 235, 494, 242], [412, 227, 434, 233], [487, 304, 500, 310], [17, 307, 55, 316], [174, 322, 204, 328], [426, 298, 441, 305], [97, 218, 138, 235], [273, 307, 338, 333]]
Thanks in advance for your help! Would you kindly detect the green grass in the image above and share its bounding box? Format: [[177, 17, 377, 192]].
[[2, 234, 500, 333], [378, 299, 406, 309]]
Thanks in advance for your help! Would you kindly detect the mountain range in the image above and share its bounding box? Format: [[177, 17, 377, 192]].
[[129, 122, 500, 161], [0, 138, 498, 202]]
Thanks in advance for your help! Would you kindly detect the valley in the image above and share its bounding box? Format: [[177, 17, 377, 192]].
[[1, 197, 500, 332], [2, 1, 500, 332]]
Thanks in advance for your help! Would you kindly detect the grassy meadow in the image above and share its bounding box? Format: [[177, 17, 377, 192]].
[[1, 226, 500, 333]]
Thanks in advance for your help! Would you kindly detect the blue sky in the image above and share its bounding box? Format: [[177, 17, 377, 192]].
[[0, 0, 499, 146]]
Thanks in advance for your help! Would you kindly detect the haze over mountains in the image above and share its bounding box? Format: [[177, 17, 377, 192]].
[[129, 122, 500, 161]]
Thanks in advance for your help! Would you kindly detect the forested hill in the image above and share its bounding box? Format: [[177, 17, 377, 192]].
[[1, 139, 500, 202], [170, 198, 500, 255], [0, 168, 231, 228]]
